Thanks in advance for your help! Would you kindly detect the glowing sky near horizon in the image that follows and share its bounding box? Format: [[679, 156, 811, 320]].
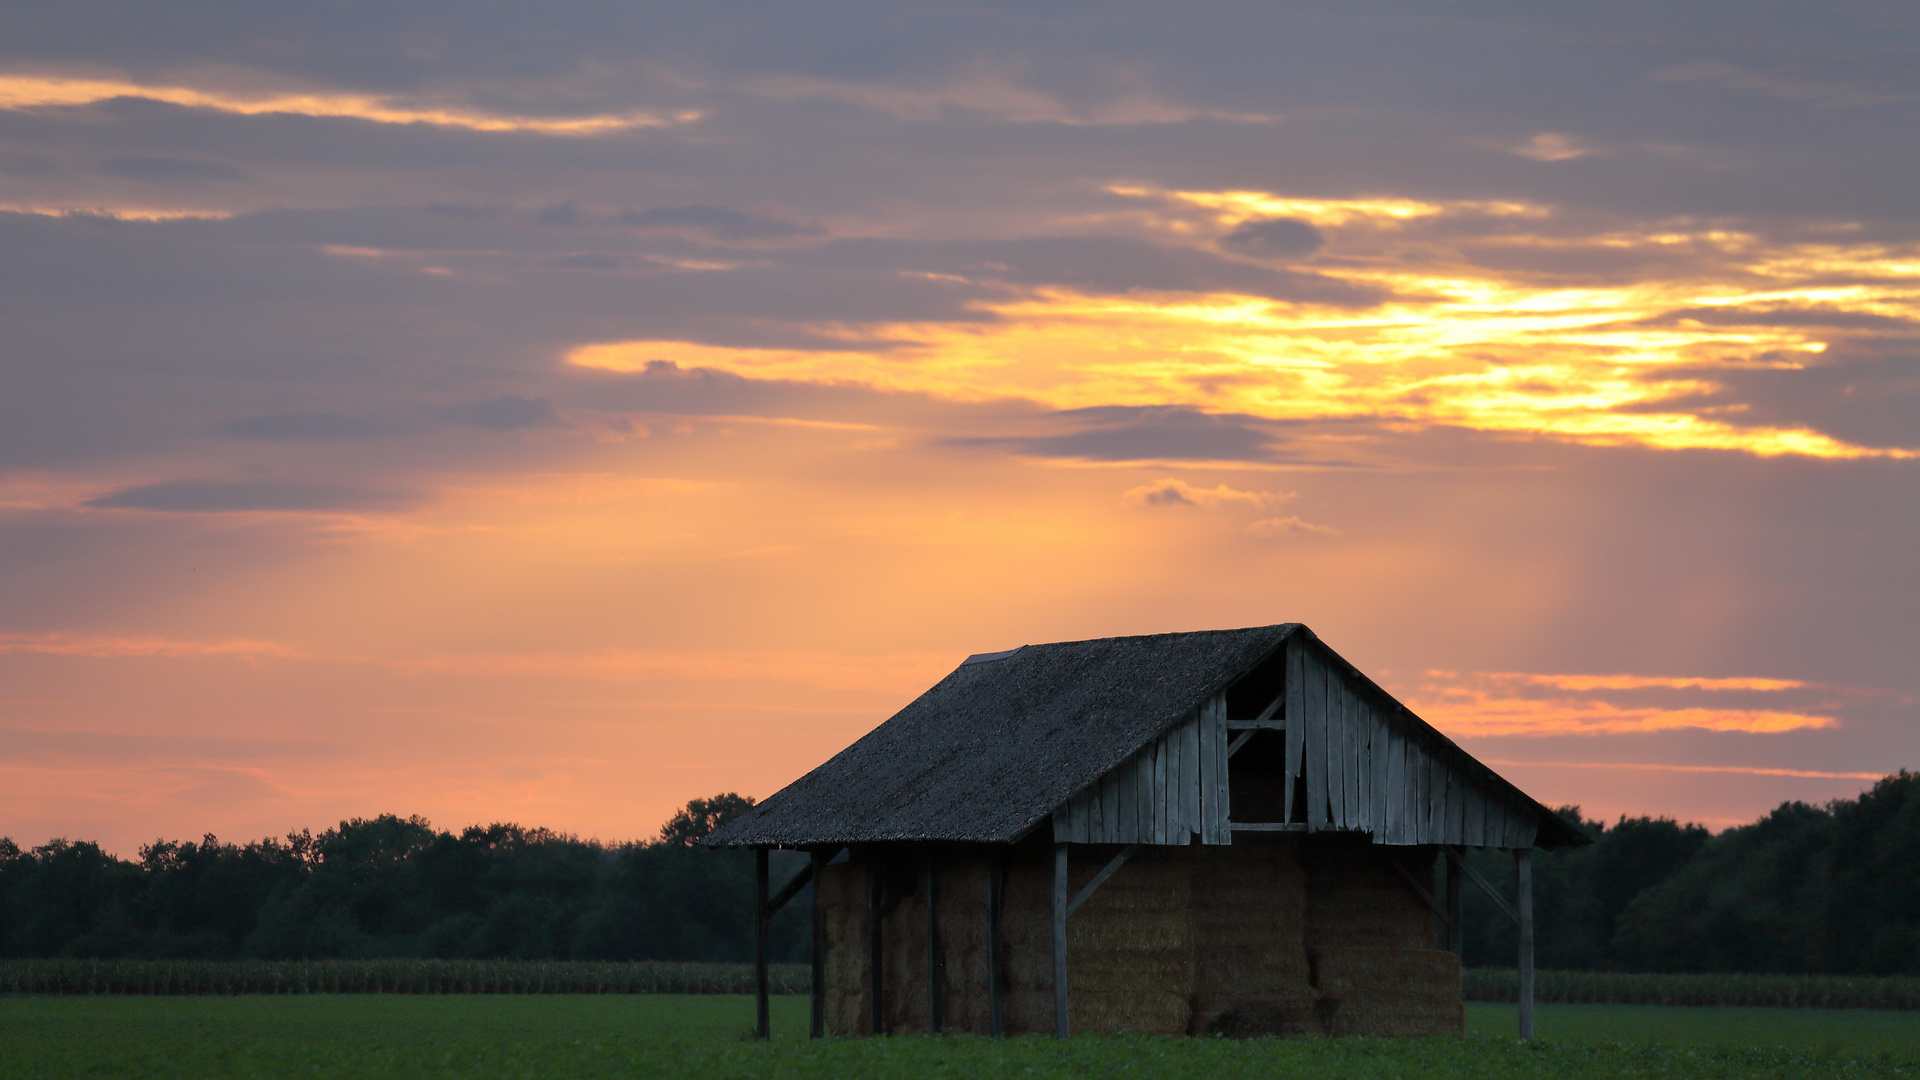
[[1, 2, 1917, 853]]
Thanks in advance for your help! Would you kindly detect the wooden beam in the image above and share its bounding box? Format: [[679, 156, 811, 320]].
[[1066, 844, 1137, 918], [1444, 847, 1462, 953], [768, 860, 815, 915], [1444, 847, 1519, 924], [1052, 842, 1069, 1038], [1517, 848, 1535, 1040], [925, 849, 942, 1034], [987, 851, 1005, 1038], [1228, 822, 1308, 832], [1226, 730, 1256, 758], [755, 848, 770, 1040], [867, 854, 884, 1036], [1385, 852, 1450, 926], [810, 849, 827, 1039]]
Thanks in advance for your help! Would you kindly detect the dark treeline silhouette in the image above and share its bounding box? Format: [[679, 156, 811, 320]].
[[0, 794, 810, 962], [6, 775, 1920, 973], [1459, 771, 1920, 974]]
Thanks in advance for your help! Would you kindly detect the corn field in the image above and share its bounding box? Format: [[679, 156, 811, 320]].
[[1464, 968, 1920, 1010], [0, 959, 810, 996], [10, 960, 1920, 1008]]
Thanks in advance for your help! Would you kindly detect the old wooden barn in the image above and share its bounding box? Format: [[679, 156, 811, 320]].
[[707, 624, 1588, 1039]]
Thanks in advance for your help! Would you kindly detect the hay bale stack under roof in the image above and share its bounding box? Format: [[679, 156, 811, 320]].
[[709, 624, 1588, 1040]]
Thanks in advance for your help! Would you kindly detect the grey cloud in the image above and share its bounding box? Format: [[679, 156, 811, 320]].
[[218, 412, 394, 441], [620, 205, 820, 242], [543, 253, 627, 270], [1218, 217, 1324, 259], [802, 236, 1380, 306], [99, 156, 247, 181], [537, 199, 585, 227], [85, 479, 422, 513], [444, 395, 568, 431], [1630, 345, 1920, 451], [946, 405, 1287, 463]]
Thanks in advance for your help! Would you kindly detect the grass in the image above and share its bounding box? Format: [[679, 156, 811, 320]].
[[4, 995, 1920, 1079]]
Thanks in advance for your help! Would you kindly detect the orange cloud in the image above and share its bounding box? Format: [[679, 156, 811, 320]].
[[1484, 760, 1882, 780], [0, 74, 696, 134], [1407, 668, 1837, 735], [0, 632, 312, 662], [1473, 672, 1807, 692]]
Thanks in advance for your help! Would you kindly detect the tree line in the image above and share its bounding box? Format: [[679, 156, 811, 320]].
[[5, 774, 1920, 973], [1457, 771, 1920, 974], [0, 795, 810, 962]]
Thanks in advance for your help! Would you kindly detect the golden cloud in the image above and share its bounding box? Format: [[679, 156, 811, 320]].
[[570, 186, 1920, 460]]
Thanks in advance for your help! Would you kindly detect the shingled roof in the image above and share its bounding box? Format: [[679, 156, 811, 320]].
[[706, 624, 1586, 849]]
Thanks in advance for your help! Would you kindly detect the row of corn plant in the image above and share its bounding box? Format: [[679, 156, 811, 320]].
[[1465, 968, 1920, 1010], [0, 959, 811, 996]]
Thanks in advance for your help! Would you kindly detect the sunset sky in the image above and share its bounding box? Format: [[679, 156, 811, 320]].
[[3, 2, 1916, 855]]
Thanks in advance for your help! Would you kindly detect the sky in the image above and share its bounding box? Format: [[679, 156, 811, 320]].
[[2, 1, 1916, 855]]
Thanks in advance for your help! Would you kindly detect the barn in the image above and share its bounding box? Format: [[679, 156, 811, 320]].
[[706, 624, 1588, 1039]]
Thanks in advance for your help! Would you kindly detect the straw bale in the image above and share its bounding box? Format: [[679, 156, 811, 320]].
[[1063, 845, 1194, 1034], [1309, 946, 1463, 1036], [1190, 834, 1317, 1036], [817, 834, 1463, 1039], [815, 859, 870, 1035], [1304, 835, 1434, 950]]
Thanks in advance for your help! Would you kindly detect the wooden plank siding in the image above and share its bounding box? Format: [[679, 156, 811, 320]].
[[1052, 639, 1543, 849]]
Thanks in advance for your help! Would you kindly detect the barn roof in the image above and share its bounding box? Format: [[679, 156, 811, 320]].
[[706, 624, 1587, 850]]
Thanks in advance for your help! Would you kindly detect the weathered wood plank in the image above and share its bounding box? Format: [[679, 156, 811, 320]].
[[1346, 682, 1365, 831], [1327, 670, 1348, 828], [1305, 646, 1328, 830], [1153, 737, 1169, 846], [1205, 695, 1229, 844], [1429, 744, 1446, 846], [1285, 637, 1304, 823], [1178, 718, 1194, 841], [1066, 844, 1138, 917], [1351, 684, 1367, 826], [1383, 722, 1404, 844], [1121, 748, 1139, 843], [1413, 744, 1428, 844], [1371, 702, 1391, 836], [1163, 726, 1181, 843], [1229, 822, 1310, 831], [1450, 768, 1468, 847], [1464, 775, 1486, 848]]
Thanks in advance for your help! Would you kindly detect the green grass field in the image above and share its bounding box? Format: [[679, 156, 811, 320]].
[[4, 995, 1919, 1079]]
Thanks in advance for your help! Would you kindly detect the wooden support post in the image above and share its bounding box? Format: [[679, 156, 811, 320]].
[[925, 848, 942, 1034], [1444, 847, 1462, 953], [868, 853, 884, 1036], [755, 848, 770, 1040], [810, 849, 827, 1039], [1052, 842, 1069, 1038], [988, 850, 1005, 1038], [1516, 848, 1534, 1040]]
